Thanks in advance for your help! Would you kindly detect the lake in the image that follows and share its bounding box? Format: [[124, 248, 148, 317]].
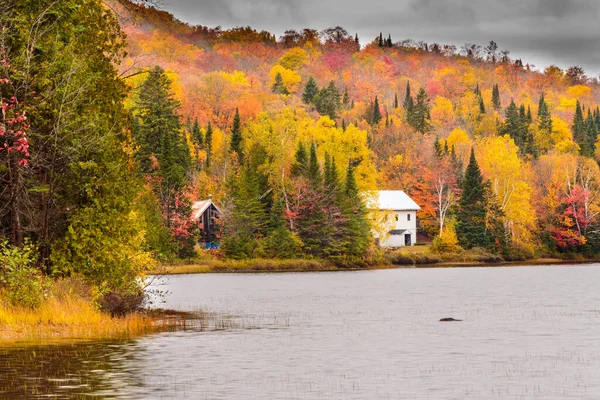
[[2, 265, 600, 399]]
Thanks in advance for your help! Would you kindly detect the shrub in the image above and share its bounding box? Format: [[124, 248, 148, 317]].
[[503, 243, 535, 261], [0, 240, 50, 309]]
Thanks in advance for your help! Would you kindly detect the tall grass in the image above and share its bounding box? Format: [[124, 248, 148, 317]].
[[0, 277, 188, 342]]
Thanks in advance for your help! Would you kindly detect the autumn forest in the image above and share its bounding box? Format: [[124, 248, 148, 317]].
[[2, 0, 600, 316]]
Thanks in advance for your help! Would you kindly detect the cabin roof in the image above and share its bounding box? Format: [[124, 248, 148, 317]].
[[191, 199, 221, 219], [376, 190, 421, 211]]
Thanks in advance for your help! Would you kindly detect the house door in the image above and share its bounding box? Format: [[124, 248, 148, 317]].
[[404, 233, 412, 246]]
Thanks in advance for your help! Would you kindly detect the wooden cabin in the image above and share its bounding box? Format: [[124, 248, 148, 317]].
[[191, 198, 221, 249]]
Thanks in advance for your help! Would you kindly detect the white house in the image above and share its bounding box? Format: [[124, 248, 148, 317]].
[[373, 190, 421, 247]]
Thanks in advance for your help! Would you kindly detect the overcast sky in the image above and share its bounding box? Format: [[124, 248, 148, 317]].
[[159, 0, 600, 76]]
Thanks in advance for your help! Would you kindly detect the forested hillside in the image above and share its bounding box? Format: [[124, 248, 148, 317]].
[[110, 0, 600, 259]]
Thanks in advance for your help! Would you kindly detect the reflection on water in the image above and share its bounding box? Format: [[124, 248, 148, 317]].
[[2, 265, 600, 399]]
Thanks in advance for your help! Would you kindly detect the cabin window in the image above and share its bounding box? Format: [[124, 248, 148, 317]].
[[407, 213, 411, 221]]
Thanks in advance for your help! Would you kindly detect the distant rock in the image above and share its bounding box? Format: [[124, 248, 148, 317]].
[[439, 317, 462, 322]]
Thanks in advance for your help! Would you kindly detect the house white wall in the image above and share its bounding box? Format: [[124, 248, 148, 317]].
[[378, 210, 418, 247]]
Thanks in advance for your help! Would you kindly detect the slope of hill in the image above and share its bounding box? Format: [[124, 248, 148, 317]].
[[114, 0, 600, 258]]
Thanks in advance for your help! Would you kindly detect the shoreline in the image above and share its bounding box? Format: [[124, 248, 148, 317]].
[[152, 258, 600, 275]]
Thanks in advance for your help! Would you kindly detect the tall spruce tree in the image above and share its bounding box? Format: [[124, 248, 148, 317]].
[[372, 96, 383, 125], [409, 88, 431, 133], [307, 142, 322, 185], [302, 76, 318, 104], [456, 149, 493, 249], [135, 66, 191, 227], [291, 142, 308, 177], [342, 162, 372, 257], [538, 94, 553, 135], [204, 122, 213, 168], [230, 108, 243, 157], [572, 101, 589, 156], [492, 84, 501, 111], [500, 100, 524, 147], [394, 93, 399, 109]]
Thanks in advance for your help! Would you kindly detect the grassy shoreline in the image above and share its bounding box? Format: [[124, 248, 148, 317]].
[[152, 256, 600, 275]]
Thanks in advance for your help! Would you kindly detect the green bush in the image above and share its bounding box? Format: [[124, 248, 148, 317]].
[[0, 239, 50, 309]]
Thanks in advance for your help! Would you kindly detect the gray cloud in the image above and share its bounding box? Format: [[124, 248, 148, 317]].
[[161, 0, 600, 76]]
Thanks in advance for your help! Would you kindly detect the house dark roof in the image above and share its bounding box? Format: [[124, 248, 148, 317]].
[[389, 229, 407, 235]]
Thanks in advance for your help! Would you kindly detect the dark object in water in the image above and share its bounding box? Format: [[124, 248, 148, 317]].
[[439, 317, 462, 322]]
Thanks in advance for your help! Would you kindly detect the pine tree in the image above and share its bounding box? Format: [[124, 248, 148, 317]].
[[342, 162, 372, 257], [500, 100, 523, 147], [372, 96, 383, 125], [271, 72, 289, 95], [492, 84, 501, 111], [291, 142, 308, 177], [302, 76, 318, 104], [474, 83, 480, 96], [394, 93, 399, 109], [264, 199, 299, 259], [538, 94, 553, 134], [192, 118, 203, 147], [134, 66, 191, 227], [341, 119, 347, 131], [434, 137, 444, 158], [403, 82, 413, 110], [230, 108, 243, 157], [314, 81, 341, 120], [572, 101, 589, 156], [378, 32, 384, 47], [342, 89, 350, 109], [479, 95, 486, 114], [456, 149, 492, 249], [204, 122, 213, 168], [386, 34, 392, 47], [409, 88, 431, 133], [307, 142, 322, 186]]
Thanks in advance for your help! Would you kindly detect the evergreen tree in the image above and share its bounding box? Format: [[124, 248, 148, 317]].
[[386, 34, 393, 47], [572, 101, 590, 156], [409, 88, 431, 133], [307, 142, 322, 186], [378, 32, 384, 47], [134, 66, 191, 228], [302, 76, 318, 104], [538, 94, 553, 134], [314, 81, 341, 120], [291, 142, 308, 177], [394, 93, 399, 109], [479, 94, 486, 114], [342, 89, 350, 109], [271, 72, 289, 95], [192, 118, 203, 147], [403, 81, 413, 110], [342, 162, 372, 257], [230, 108, 243, 157], [264, 199, 299, 259], [456, 149, 493, 249], [204, 122, 213, 168], [492, 84, 501, 111], [434, 137, 444, 158], [474, 83, 480, 96], [500, 100, 524, 147], [372, 96, 383, 125]]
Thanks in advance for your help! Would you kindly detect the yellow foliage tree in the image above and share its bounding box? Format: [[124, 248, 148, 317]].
[[477, 135, 536, 244], [430, 96, 456, 130], [277, 47, 309, 70], [269, 65, 302, 93]]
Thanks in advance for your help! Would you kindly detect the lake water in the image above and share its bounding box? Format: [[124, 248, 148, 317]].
[[2, 265, 600, 399]]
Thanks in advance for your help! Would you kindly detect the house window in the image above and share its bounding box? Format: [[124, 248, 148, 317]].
[[407, 213, 411, 221], [395, 214, 399, 222]]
